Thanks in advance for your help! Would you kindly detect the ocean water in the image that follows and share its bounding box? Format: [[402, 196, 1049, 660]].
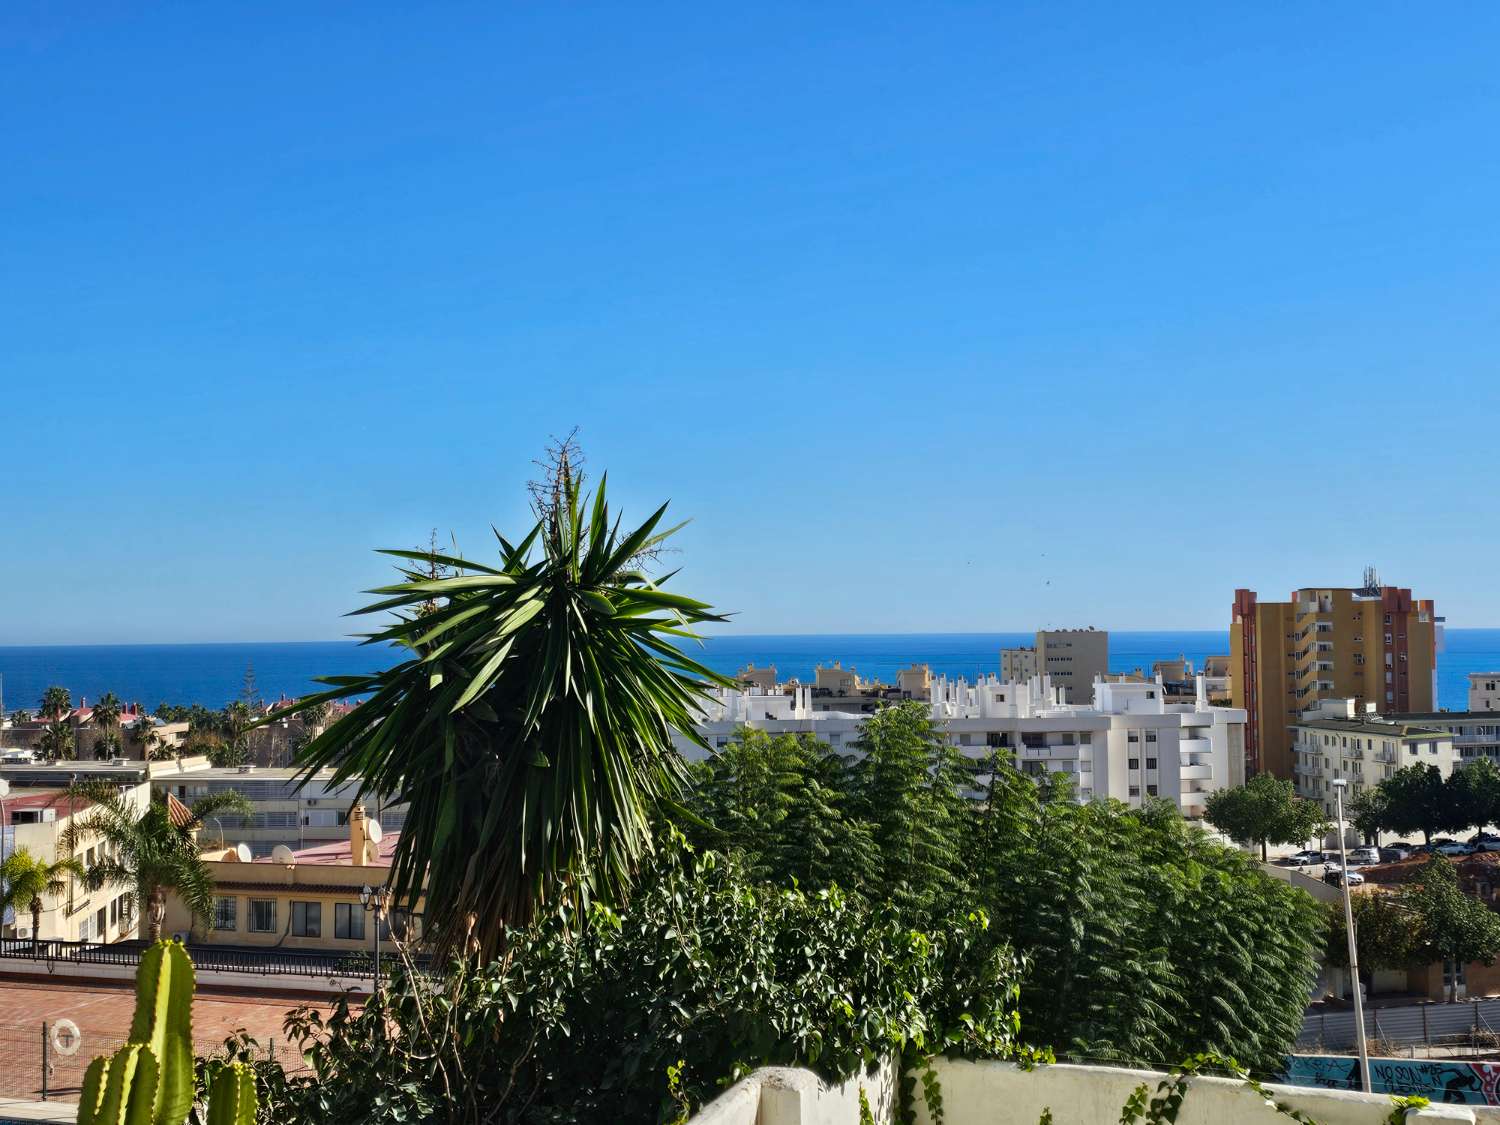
[[1, 630, 1497, 713]]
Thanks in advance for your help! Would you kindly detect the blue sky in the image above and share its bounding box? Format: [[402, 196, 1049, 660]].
[[3, 2, 1498, 644]]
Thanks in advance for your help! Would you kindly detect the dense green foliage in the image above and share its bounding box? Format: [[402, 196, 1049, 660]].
[[1202, 774, 1327, 860], [279, 471, 733, 958], [686, 708, 1321, 1074], [1355, 760, 1500, 844], [268, 841, 1031, 1125]]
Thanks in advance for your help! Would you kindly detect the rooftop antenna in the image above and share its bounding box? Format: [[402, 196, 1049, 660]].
[[1360, 565, 1380, 596]]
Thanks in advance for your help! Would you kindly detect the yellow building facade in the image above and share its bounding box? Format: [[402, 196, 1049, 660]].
[[1230, 585, 1437, 779]]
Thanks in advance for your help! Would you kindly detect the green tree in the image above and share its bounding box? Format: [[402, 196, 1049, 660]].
[[61, 786, 252, 942], [1378, 764, 1453, 845], [91, 691, 122, 730], [1204, 774, 1327, 861], [1448, 759, 1500, 834], [687, 728, 872, 892], [279, 461, 730, 958], [1403, 856, 1500, 1003], [843, 701, 973, 918], [132, 717, 162, 760], [0, 847, 84, 951], [1324, 893, 1420, 996], [38, 720, 74, 761], [206, 738, 249, 769], [1348, 789, 1389, 845], [92, 730, 122, 761], [8, 708, 31, 724], [39, 685, 71, 720]]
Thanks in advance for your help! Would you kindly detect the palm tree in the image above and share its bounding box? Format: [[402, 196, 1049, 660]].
[[7, 709, 31, 724], [0, 848, 84, 951], [91, 691, 122, 727], [60, 786, 253, 942], [39, 686, 71, 721], [38, 721, 74, 761], [132, 717, 162, 760], [278, 457, 730, 958]]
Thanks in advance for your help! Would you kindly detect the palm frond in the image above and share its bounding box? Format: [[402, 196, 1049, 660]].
[[275, 477, 732, 958]]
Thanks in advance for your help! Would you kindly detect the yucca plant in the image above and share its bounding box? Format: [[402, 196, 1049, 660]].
[[280, 463, 730, 958]]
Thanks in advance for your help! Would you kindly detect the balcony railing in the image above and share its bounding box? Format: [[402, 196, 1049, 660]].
[[0, 937, 426, 979]]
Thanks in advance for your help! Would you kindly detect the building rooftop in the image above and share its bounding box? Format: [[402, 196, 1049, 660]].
[[1294, 717, 1450, 739], [251, 832, 399, 866], [0, 788, 95, 825], [1388, 711, 1500, 722]]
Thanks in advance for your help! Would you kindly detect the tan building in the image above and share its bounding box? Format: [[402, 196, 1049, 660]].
[[735, 664, 779, 691], [166, 807, 421, 952], [1035, 629, 1109, 704], [1470, 673, 1500, 713], [1231, 584, 1437, 779], [813, 662, 861, 696], [896, 664, 931, 699], [1, 783, 146, 944], [1000, 647, 1038, 683]]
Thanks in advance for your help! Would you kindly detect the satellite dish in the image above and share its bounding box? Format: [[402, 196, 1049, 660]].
[[235, 843, 252, 863], [363, 840, 381, 866], [271, 844, 296, 865], [366, 820, 383, 843]]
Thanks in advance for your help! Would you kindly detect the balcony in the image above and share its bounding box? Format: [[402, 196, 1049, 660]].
[[1179, 762, 1213, 780]]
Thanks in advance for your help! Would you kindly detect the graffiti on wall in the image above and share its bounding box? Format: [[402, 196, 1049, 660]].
[[1282, 1055, 1500, 1105]]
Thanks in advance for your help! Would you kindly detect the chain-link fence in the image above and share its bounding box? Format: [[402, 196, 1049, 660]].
[[0, 1021, 311, 1103], [1300, 996, 1500, 1055]]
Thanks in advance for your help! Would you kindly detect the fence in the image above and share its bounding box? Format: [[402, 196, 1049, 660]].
[[1300, 997, 1500, 1052], [0, 1021, 312, 1103], [0, 937, 388, 980]]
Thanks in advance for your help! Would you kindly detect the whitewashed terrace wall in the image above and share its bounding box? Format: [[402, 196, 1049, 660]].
[[689, 1059, 1495, 1124]]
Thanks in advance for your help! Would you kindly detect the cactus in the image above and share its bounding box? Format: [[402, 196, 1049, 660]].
[[76, 940, 257, 1125]]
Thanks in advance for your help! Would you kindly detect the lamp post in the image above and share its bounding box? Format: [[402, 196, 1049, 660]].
[[0, 779, 10, 937], [360, 883, 387, 1004], [1332, 778, 1371, 1093]]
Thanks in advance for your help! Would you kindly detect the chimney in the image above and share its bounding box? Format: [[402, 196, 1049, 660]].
[[348, 803, 368, 865]]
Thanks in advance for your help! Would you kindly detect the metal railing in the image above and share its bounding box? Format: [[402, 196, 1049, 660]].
[[0, 936, 392, 979]]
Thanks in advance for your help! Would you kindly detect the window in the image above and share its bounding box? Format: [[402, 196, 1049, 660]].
[[213, 897, 237, 932], [110, 898, 118, 926], [1146, 758, 1157, 770], [249, 900, 277, 933], [78, 917, 91, 942], [335, 903, 366, 941], [96, 907, 106, 936], [1146, 784, 1158, 796], [1128, 758, 1139, 770], [1128, 786, 1140, 797], [1127, 733, 1140, 743], [290, 901, 322, 938]]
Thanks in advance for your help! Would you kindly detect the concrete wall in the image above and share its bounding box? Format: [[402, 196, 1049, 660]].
[[688, 1060, 1493, 1124]]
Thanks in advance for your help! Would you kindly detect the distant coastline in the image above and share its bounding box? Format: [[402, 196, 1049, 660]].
[[4, 629, 1498, 713]]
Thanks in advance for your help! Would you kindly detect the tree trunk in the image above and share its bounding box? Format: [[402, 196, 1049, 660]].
[[147, 887, 166, 943], [30, 899, 42, 957], [1261, 839, 1268, 862]]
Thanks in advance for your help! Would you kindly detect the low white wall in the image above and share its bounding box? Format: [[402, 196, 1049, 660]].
[[689, 1061, 897, 1125], [688, 1059, 1494, 1124], [911, 1060, 1497, 1124]]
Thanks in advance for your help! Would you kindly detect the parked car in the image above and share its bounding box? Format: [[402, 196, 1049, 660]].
[[0, 748, 35, 764], [1477, 840, 1500, 854], [1284, 851, 1325, 867], [1347, 847, 1381, 866], [1378, 847, 1412, 863], [1435, 841, 1476, 856], [1323, 868, 1366, 887]]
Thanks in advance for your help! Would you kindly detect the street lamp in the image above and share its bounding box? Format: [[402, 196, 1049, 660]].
[[359, 883, 387, 1004], [1332, 778, 1371, 1093]]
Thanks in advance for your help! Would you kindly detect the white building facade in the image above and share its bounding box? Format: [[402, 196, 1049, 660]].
[[1290, 698, 1459, 817], [675, 674, 1246, 818], [1471, 673, 1500, 713]]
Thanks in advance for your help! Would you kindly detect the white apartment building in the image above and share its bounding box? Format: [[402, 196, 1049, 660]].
[[1471, 673, 1500, 713], [675, 674, 1246, 818], [1290, 698, 1459, 817], [1387, 710, 1500, 764]]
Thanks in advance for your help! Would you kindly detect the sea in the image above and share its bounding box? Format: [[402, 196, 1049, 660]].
[[2, 630, 1498, 714]]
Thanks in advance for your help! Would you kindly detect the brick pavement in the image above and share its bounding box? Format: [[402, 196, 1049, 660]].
[[0, 976, 336, 1102]]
